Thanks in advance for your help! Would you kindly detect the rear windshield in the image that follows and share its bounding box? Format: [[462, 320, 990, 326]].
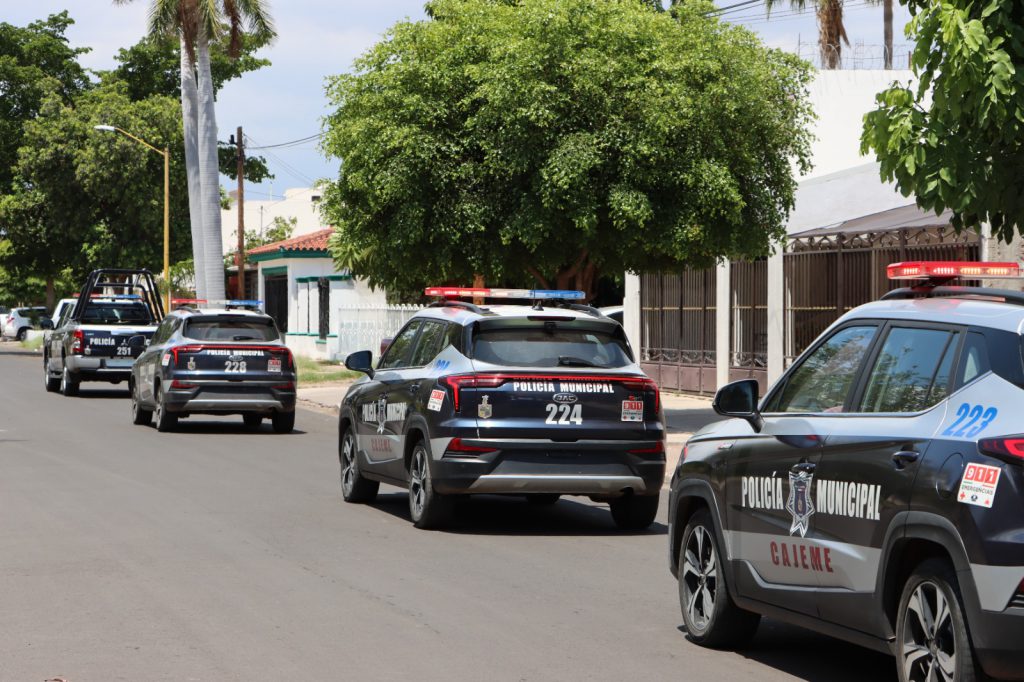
[[16, 307, 47, 316], [472, 327, 632, 368], [183, 317, 279, 342], [81, 302, 153, 325]]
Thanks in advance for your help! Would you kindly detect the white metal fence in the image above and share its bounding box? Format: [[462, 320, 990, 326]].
[[335, 304, 420, 359]]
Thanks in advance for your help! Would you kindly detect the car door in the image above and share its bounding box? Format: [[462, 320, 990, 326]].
[[355, 320, 422, 478], [811, 322, 961, 634], [725, 323, 881, 617], [139, 318, 174, 404]]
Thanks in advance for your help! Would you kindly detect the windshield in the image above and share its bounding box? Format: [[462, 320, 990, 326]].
[[183, 317, 279, 342], [81, 302, 153, 326], [472, 327, 632, 368]]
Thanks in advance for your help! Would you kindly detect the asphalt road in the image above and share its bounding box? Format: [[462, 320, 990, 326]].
[[0, 348, 895, 681]]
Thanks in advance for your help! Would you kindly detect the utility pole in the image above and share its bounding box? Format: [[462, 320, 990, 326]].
[[235, 125, 246, 299]]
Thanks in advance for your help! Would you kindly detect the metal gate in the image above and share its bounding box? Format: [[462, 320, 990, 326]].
[[264, 274, 289, 333], [729, 260, 768, 392], [640, 269, 716, 394], [318, 278, 330, 340]]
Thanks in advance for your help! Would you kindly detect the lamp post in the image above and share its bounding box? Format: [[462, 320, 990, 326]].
[[93, 124, 170, 311]]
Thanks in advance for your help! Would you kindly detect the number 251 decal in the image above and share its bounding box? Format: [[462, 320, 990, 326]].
[[941, 403, 998, 438]]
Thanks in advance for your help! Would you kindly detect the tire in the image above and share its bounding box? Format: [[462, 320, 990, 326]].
[[154, 386, 177, 432], [16, 327, 28, 342], [896, 558, 981, 682], [609, 494, 660, 530], [407, 440, 453, 529], [339, 426, 379, 503], [242, 413, 263, 430], [130, 380, 153, 427], [271, 410, 295, 434], [526, 494, 561, 505], [43, 353, 60, 393], [60, 364, 80, 397], [679, 508, 760, 648]]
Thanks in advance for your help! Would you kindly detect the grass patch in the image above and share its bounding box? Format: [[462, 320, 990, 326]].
[[19, 336, 43, 351], [295, 355, 360, 385]]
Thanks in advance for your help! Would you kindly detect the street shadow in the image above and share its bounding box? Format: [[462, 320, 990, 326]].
[[162, 419, 308, 436], [664, 406, 721, 434], [71, 388, 130, 399], [0, 348, 43, 358], [367, 491, 669, 537], [676, 620, 894, 682]]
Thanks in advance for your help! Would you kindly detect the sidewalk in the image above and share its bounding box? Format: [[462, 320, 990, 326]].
[[296, 384, 721, 483]]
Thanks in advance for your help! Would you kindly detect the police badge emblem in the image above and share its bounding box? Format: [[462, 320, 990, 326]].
[[376, 395, 388, 434], [187, 357, 196, 371], [786, 469, 815, 538], [478, 395, 492, 419]]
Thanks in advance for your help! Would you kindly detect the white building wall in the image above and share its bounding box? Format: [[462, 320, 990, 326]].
[[255, 256, 387, 360], [222, 187, 326, 255]]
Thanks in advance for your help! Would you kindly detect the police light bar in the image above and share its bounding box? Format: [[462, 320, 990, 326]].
[[104, 294, 143, 300], [887, 261, 1022, 280], [424, 287, 586, 300], [171, 298, 207, 307]]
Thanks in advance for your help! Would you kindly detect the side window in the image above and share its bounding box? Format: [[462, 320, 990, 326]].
[[410, 320, 448, 367], [152, 318, 173, 345], [858, 327, 958, 413], [766, 325, 877, 414], [956, 332, 991, 388], [378, 320, 422, 370]]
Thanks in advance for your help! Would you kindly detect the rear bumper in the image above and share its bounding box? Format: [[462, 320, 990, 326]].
[[164, 383, 296, 415], [66, 355, 135, 381], [967, 606, 1024, 679], [431, 438, 665, 497]]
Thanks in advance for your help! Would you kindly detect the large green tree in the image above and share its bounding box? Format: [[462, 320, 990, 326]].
[[862, 0, 1024, 239], [0, 82, 192, 306], [0, 12, 90, 193], [321, 0, 813, 298]]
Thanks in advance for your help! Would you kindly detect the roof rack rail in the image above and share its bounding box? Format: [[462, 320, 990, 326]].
[[543, 300, 604, 318], [429, 300, 486, 315], [881, 285, 1024, 307]]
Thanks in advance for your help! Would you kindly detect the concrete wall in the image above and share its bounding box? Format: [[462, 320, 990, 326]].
[[256, 257, 387, 361], [222, 187, 326, 255]]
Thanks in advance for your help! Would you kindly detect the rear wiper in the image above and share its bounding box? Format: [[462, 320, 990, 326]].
[[233, 335, 258, 341], [558, 356, 604, 368]]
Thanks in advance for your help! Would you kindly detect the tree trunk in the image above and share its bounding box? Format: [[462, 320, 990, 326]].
[[552, 250, 599, 302], [883, 0, 893, 69], [817, 0, 849, 70], [196, 31, 226, 300], [180, 37, 207, 301], [45, 276, 54, 310]]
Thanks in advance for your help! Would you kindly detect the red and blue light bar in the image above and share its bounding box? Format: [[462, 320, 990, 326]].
[[887, 261, 1021, 280], [424, 287, 585, 300]]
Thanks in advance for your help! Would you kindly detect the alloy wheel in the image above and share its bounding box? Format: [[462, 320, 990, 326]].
[[409, 448, 426, 519], [681, 525, 718, 632], [341, 433, 356, 495], [901, 580, 957, 682]]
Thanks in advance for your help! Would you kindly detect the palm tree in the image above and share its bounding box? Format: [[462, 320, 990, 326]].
[[116, 0, 275, 299], [767, 0, 849, 69]]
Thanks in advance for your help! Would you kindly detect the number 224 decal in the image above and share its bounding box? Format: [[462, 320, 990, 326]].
[[545, 403, 582, 425], [941, 403, 997, 438]]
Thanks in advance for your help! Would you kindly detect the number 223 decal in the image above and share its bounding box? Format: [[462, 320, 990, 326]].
[[941, 403, 998, 438]]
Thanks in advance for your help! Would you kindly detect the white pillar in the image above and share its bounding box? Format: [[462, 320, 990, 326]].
[[715, 261, 731, 391], [767, 246, 785, 385], [623, 272, 642, 359]]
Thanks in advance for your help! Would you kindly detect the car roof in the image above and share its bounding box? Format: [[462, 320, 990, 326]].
[[413, 303, 610, 325], [168, 307, 272, 319], [839, 297, 1024, 335]]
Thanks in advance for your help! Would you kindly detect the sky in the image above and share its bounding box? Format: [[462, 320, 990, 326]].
[[2, 0, 913, 205]]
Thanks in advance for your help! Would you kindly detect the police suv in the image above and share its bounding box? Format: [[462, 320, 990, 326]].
[[339, 287, 664, 529], [128, 300, 296, 433], [669, 261, 1024, 682]]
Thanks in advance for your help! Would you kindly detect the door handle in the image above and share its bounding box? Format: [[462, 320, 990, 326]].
[[891, 451, 920, 469], [410, 383, 420, 394], [790, 461, 816, 474]]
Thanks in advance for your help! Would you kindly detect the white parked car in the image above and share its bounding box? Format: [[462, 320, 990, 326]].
[[2, 307, 51, 341]]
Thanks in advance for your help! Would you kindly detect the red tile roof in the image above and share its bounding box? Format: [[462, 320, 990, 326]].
[[247, 228, 333, 256]]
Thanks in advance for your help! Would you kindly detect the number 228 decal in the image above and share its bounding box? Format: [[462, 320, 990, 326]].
[[941, 403, 998, 438]]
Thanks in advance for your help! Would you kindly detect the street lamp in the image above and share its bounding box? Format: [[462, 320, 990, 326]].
[[93, 124, 170, 311]]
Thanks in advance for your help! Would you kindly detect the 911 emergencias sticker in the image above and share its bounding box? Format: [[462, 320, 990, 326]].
[[267, 357, 282, 373], [427, 389, 445, 412], [621, 400, 643, 422], [958, 463, 1001, 508]]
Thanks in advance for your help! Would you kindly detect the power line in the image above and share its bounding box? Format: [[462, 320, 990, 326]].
[[245, 132, 324, 151], [708, 0, 763, 15]]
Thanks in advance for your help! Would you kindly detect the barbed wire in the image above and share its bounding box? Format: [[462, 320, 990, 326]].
[[790, 42, 913, 70]]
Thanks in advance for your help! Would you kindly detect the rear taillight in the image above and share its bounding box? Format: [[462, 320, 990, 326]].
[[444, 437, 498, 456], [269, 346, 294, 370], [978, 436, 1024, 462], [439, 374, 505, 411], [71, 329, 85, 354], [273, 381, 295, 390], [629, 440, 665, 457], [170, 379, 197, 389], [171, 344, 204, 365], [622, 376, 660, 412]]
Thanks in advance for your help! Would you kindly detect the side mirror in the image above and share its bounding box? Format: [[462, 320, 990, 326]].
[[379, 337, 392, 356], [127, 334, 147, 348], [713, 379, 764, 432], [345, 350, 375, 378], [40, 319, 54, 330]]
